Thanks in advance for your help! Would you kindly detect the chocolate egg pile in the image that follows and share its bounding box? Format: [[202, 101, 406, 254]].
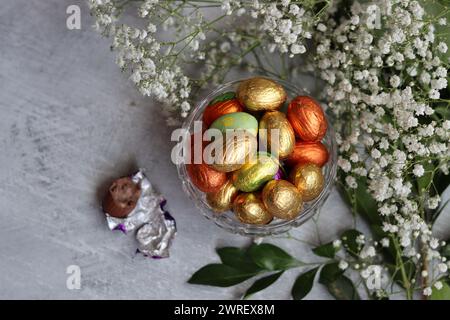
[[187, 77, 329, 225]]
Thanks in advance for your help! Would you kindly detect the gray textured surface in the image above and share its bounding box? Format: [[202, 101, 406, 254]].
[[0, 0, 448, 300]]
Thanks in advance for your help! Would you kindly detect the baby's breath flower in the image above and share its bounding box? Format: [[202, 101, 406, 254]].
[[338, 260, 349, 270], [423, 287, 432, 296]]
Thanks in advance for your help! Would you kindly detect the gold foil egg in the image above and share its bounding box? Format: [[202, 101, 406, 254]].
[[289, 163, 324, 201], [204, 132, 258, 172], [259, 111, 295, 159], [206, 180, 239, 213], [231, 152, 279, 192], [287, 96, 328, 142], [261, 180, 303, 220], [237, 77, 287, 112], [233, 193, 273, 225]]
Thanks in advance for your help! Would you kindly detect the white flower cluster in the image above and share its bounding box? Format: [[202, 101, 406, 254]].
[[220, 0, 317, 57], [89, 0, 217, 121], [315, 0, 449, 296]]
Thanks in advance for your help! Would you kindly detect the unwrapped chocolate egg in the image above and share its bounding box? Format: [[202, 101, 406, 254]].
[[261, 180, 303, 220], [287, 96, 327, 141], [233, 193, 273, 225], [102, 177, 141, 218], [203, 98, 243, 128], [206, 180, 239, 213], [289, 163, 324, 201], [204, 133, 257, 172], [259, 111, 295, 159], [231, 152, 279, 192], [237, 77, 286, 112], [210, 112, 258, 137], [285, 141, 329, 167], [187, 163, 227, 193]]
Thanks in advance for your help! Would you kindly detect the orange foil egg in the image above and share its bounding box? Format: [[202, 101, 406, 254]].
[[202, 99, 244, 128], [187, 163, 227, 193], [285, 141, 329, 167], [287, 96, 327, 142]]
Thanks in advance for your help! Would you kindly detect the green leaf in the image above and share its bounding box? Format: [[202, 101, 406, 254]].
[[291, 267, 319, 300], [216, 247, 261, 272], [339, 176, 380, 225], [188, 264, 259, 287], [319, 262, 344, 285], [248, 243, 301, 271], [312, 242, 337, 258], [243, 271, 284, 299], [326, 275, 360, 300], [341, 229, 363, 257], [431, 280, 450, 300]]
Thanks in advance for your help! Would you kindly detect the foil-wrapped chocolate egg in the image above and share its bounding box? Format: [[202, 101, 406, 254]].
[[203, 98, 244, 128], [210, 112, 258, 137], [102, 177, 141, 218], [204, 132, 257, 172], [206, 180, 239, 213], [261, 180, 303, 220], [237, 77, 287, 112], [231, 152, 279, 192], [233, 193, 273, 225], [289, 163, 324, 201], [287, 96, 327, 141], [285, 141, 329, 167], [259, 111, 295, 159], [208, 91, 236, 106], [187, 163, 227, 193]]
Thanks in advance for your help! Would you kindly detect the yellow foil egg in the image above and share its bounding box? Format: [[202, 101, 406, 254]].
[[237, 77, 287, 112], [261, 180, 303, 220], [233, 193, 273, 225], [204, 132, 258, 172], [289, 163, 324, 201], [231, 152, 279, 192], [259, 111, 295, 159], [206, 180, 239, 213]]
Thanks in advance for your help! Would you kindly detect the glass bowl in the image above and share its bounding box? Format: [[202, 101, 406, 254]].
[[177, 78, 337, 237]]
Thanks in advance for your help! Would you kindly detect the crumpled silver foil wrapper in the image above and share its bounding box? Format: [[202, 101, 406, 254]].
[[104, 170, 176, 258], [136, 200, 176, 258]]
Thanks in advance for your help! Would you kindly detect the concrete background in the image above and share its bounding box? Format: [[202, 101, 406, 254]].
[[0, 0, 448, 299]]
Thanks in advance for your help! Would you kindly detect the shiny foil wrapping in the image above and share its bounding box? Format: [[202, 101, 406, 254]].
[[233, 193, 273, 225], [259, 111, 295, 159], [206, 180, 239, 212], [285, 141, 329, 167], [237, 77, 287, 112], [205, 133, 258, 172], [104, 170, 176, 258], [210, 112, 259, 137], [187, 162, 227, 192], [287, 96, 327, 141], [262, 180, 303, 220], [231, 152, 279, 192], [136, 200, 176, 258], [203, 98, 244, 128], [105, 170, 161, 232], [289, 163, 324, 201]]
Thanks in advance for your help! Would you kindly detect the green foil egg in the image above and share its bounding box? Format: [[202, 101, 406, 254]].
[[210, 112, 258, 137], [231, 152, 279, 192], [208, 91, 236, 106]]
